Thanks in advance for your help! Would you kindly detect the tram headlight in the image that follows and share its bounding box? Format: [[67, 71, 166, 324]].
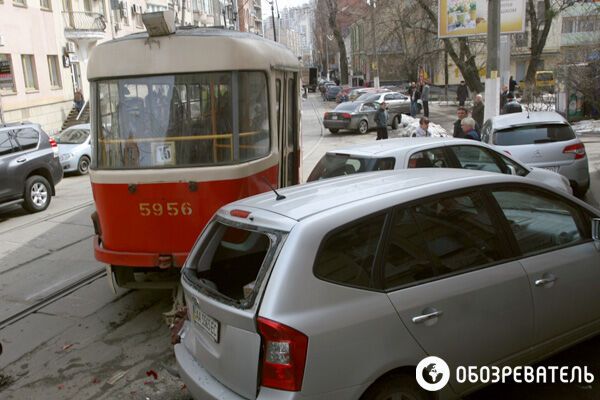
[[60, 153, 74, 162]]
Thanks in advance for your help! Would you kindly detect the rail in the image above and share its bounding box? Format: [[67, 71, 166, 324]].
[[62, 11, 107, 32]]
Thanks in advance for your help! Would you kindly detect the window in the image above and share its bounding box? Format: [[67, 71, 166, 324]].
[[408, 148, 450, 168], [498, 154, 529, 177], [96, 71, 269, 169], [0, 54, 16, 94], [13, 128, 39, 151], [47, 55, 61, 88], [494, 124, 575, 146], [383, 208, 436, 289], [492, 189, 583, 256], [314, 214, 386, 290], [40, 0, 51, 9], [0, 131, 14, 156], [21, 55, 38, 91], [562, 17, 576, 33], [13, 0, 26, 6], [450, 145, 503, 174], [83, 0, 92, 12], [412, 192, 506, 275], [306, 154, 395, 182], [480, 120, 492, 143]]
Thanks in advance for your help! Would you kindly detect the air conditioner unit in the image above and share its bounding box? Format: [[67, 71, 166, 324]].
[[65, 42, 76, 53]]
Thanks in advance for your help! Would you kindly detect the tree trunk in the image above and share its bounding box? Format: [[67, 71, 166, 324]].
[[525, 0, 553, 89], [324, 0, 349, 85]]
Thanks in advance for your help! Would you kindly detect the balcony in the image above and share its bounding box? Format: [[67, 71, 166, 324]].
[[62, 12, 107, 41]]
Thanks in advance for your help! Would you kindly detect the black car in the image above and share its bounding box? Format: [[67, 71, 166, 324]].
[[0, 122, 63, 213]]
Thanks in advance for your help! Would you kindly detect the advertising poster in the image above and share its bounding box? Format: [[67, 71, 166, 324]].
[[438, 0, 526, 38]]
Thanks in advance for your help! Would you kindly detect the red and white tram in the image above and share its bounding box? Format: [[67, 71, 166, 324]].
[[87, 23, 301, 287]]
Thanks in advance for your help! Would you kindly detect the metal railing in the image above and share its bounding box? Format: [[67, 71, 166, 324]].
[[62, 11, 107, 32]]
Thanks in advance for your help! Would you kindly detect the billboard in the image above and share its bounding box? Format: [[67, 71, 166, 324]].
[[438, 0, 526, 38]]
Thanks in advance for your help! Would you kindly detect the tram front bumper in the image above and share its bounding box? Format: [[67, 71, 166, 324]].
[[93, 235, 188, 268]]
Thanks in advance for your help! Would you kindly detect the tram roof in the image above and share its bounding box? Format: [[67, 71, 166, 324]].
[[88, 27, 300, 80]]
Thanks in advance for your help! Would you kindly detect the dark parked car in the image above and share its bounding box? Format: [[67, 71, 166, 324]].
[[323, 100, 401, 134], [323, 85, 342, 101], [0, 122, 63, 213]]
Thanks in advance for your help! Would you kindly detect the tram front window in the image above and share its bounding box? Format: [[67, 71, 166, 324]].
[[95, 71, 270, 169]]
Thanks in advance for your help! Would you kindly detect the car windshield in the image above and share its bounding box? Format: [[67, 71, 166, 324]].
[[55, 128, 89, 144], [334, 102, 361, 112], [494, 124, 575, 146], [307, 153, 395, 181]]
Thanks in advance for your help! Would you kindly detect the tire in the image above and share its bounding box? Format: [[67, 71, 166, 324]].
[[358, 120, 369, 134], [77, 156, 91, 175], [362, 373, 429, 400], [23, 175, 51, 213], [391, 115, 400, 130], [329, 128, 339, 134]]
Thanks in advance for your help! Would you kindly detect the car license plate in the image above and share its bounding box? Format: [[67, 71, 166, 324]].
[[331, 115, 338, 120], [542, 166, 559, 173], [192, 304, 220, 343]]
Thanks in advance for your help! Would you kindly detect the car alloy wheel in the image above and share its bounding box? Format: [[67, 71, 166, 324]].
[[31, 182, 48, 207], [358, 120, 368, 134], [78, 156, 90, 175], [23, 175, 52, 213]]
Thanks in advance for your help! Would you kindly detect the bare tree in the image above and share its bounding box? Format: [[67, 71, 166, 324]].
[[320, 0, 349, 84], [415, 0, 484, 93]]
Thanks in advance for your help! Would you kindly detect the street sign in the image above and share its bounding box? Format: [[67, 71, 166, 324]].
[[438, 0, 525, 38]]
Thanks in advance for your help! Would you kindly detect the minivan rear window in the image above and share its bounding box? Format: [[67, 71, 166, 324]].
[[307, 154, 395, 182], [184, 220, 278, 307], [494, 124, 575, 146]]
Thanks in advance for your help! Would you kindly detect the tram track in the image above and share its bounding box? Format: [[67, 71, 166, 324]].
[[0, 268, 106, 331]]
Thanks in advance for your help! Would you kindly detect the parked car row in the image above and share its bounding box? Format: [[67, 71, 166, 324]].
[[0, 122, 92, 214]]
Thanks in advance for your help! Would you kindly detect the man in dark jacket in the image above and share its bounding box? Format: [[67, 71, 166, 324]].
[[472, 94, 484, 129], [502, 92, 523, 114], [453, 107, 469, 138], [375, 102, 389, 140], [457, 81, 469, 106], [500, 85, 509, 112], [409, 82, 420, 117]]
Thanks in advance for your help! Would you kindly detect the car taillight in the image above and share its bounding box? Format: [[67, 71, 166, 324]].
[[563, 143, 586, 159], [257, 317, 308, 392], [324, 112, 330, 119], [49, 137, 59, 157], [341, 113, 352, 119]]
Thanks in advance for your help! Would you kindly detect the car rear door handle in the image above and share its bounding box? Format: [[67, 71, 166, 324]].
[[535, 275, 557, 287], [412, 310, 443, 324], [16, 158, 27, 163]]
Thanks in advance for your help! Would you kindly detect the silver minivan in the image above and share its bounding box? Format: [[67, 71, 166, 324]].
[[175, 169, 600, 400]]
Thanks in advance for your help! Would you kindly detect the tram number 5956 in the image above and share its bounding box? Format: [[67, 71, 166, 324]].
[[139, 202, 193, 217]]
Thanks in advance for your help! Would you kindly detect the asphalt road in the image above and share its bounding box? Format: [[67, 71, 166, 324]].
[[0, 93, 599, 399]]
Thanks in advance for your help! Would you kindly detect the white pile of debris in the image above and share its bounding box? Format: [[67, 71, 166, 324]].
[[396, 115, 449, 138], [572, 119, 600, 136]]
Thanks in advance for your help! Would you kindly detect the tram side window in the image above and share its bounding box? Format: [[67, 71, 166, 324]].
[[238, 72, 269, 161], [95, 72, 269, 169]]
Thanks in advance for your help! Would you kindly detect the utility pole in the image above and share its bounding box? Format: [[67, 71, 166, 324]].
[[369, 0, 379, 88], [484, 0, 501, 121], [269, 0, 277, 41]]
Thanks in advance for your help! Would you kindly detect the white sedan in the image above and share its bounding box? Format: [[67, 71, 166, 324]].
[[307, 137, 573, 195]]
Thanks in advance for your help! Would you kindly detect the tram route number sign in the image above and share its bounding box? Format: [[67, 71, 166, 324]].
[[152, 141, 176, 166]]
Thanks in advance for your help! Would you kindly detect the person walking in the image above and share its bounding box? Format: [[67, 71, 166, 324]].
[[453, 106, 469, 138], [457, 80, 469, 106], [502, 92, 523, 114], [472, 94, 484, 129], [509, 75, 517, 93], [409, 82, 420, 117], [500, 84, 509, 112], [375, 102, 389, 140], [461, 117, 480, 141], [413, 117, 431, 137], [421, 81, 430, 117], [74, 88, 84, 111]]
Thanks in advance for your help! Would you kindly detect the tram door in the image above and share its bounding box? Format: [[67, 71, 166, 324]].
[[276, 72, 300, 187]]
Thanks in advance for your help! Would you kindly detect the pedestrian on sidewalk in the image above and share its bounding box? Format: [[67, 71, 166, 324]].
[[375, 102, 389, 140], [457, 81, 469, 106], [500, 84, 509, 112], [509, 75, 517, 93], [472, 94, 484, 129], [409, 82, 420, 117], [502, 92, 523, 114], [421, 81, 430, 117], [461, 117, 480, 141], [453, 106, 469, 138], [413, 117, 431, 137]]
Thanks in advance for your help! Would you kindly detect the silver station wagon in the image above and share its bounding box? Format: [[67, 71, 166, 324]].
[[175, 169, 600, 400]]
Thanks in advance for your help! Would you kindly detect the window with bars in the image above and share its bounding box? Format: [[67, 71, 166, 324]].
[[47, 55, 62, 88], [21, 55, 38, 91]]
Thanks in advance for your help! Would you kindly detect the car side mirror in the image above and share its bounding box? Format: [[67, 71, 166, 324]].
[[592, 218, 600, 251], [506, 165, 517, 175]]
